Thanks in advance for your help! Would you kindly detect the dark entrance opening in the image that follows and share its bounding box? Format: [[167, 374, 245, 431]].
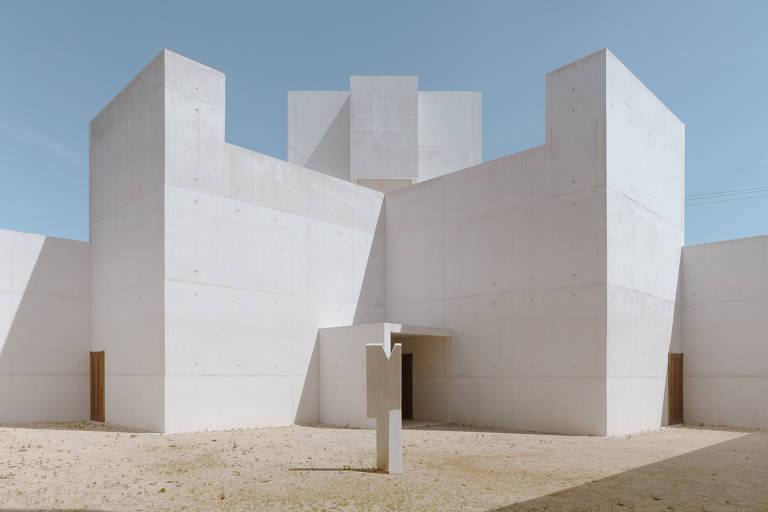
[[402, 353, 413, 420]]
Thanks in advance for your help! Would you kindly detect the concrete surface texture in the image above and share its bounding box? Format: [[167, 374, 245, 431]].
[[603, 50, 685, 434], [89, 51, 166, 432], [384, 49, 683, 435], [1, 47, 765, 436], [681, 235, 768, 429], [318, 323, 450, 429], [0, 229, 90, 423], [287, 77, 482, 190]]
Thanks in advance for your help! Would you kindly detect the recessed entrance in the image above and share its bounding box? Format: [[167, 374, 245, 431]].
[[402, 353, 413, 419], [90, 351, 105, 422], [668, 353, 683, 425], [390, 329, 450, 424]]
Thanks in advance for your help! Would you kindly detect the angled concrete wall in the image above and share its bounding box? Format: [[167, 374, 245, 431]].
[[681, 235, 768, 429], [382, 49, 685, 436], [384, 51, 612, 435], [90, 52, 166, 432], [0, 229, 90, 422], [164, 142, 385, 432], [604, 51, 685, 434]]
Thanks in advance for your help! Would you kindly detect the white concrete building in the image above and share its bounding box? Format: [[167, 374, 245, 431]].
[[0, 48, 765, 435], [288, 77, 482, 192]]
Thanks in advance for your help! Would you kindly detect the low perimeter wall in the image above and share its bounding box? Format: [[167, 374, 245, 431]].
[[681, 235, 768, 429], [0, 229, 91, 423]]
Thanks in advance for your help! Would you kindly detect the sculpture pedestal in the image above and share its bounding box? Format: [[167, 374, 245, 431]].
[[376, 409, 402, 474], [366, 343, 403, 474]]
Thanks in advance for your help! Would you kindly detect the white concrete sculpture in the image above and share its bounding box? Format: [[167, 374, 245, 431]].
[[366, 343, 402, 474]]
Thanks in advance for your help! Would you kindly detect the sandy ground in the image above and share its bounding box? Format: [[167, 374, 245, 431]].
[[0, 422, 766, 512]]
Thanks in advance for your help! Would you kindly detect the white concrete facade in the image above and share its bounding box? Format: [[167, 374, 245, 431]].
[[287, 79, 482, 191], [90, 52, 166, 432], [317, 323, 450, 428], [1, 47, 765, 436], [0, 229, 90, 423], [681, 236, 768, 429], [604, 51, 685, 434]]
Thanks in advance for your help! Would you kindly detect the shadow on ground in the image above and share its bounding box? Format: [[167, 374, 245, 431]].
[[289, 467, 383, 474], [489, 429, 768, 511]]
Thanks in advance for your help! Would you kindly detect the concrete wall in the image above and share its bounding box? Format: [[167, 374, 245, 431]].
[[287, 91, 350, 180], [164, 141, 385, 432], [681, 236, 768, 429], [288, 80, 481, 189], [604, 51, 685, 434], [161, 52, 385, 431], [384, 51, 612, 435], [318, 323, 450, 428], [90, 52, 166, 432], [319, 323, 387, 428], [418, 91, 482, 181], [0, 229, 90, 422], [390, 332, 451, 423], [350, 76, 418, 181]]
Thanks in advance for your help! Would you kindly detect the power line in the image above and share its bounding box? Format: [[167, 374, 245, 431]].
[[686, 184, 768, 199], [687, 191, 768, 206]]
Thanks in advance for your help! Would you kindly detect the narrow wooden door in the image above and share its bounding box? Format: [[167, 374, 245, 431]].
[[90, 351, 105, 422], [668, 353, 683, 424], [402, 353, 413, 420]]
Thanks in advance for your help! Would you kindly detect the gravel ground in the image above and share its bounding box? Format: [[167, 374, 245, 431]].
[[0, 422, 766, 511]]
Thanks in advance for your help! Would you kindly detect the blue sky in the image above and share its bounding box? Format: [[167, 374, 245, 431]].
[[0, 0, 765, 244]]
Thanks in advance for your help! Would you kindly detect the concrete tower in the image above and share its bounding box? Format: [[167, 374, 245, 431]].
[[287, 77, 482, 192]]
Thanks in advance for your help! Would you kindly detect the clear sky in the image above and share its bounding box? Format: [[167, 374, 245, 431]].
[[0, 0, 765, 244]]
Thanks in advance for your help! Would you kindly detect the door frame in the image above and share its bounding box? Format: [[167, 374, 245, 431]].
[[668, 352, 683, 425], [90, 351, 105, 422]]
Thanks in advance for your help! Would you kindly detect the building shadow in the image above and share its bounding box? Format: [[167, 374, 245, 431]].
[[295, 199, 385, 426], [302, 98, 350, 180], [487, 429, 768, 511], [1, 510, 111, 512], [294, 335, 319, 425], [352, 206, 385, 325], [289, 466, 383, 474]]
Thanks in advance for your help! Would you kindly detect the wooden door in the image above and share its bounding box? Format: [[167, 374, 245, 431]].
[[402, 353, 413, 420], [90, 351, 105, 422], [668, 353, 683, 425]]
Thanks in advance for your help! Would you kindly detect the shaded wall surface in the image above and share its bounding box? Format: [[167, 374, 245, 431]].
[[0, 229, 90, 422], [681, 235, 768, 429], [287, 91, 350, 181]]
